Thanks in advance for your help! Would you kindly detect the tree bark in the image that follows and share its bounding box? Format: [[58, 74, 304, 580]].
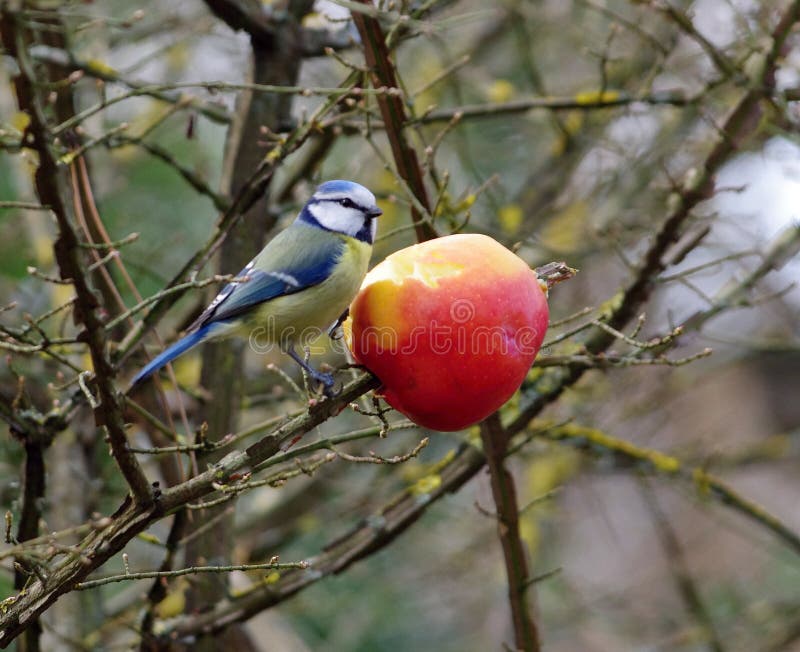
[[180, 2, 314, 649]]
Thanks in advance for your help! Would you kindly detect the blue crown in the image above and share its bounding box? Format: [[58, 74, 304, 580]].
[[315, 180, 360, 194]]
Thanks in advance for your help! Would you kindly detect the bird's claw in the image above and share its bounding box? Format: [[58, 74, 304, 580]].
[[328, 308, 350, 341], [310, 370, 339, 398], [285, 346, 341, 398], [321, 382, 341, 399]]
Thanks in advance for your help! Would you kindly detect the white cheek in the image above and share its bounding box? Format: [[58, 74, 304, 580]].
[[370, 218, 377, 243], [309, 203, 361, 237]]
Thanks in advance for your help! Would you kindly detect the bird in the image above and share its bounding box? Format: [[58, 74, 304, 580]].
[[131, 180, 382, 394]]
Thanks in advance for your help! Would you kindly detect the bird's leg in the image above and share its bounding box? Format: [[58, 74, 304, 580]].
[[285, 346, 337, 397], [328, 308, 349, 340]]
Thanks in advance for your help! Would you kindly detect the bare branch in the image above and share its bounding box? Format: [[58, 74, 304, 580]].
[[0, 7, 152, 505], [480, 413, 541, 651], [352, 0, 438, 242]]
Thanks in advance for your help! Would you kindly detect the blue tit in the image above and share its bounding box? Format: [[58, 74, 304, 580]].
[[131, 180, 382, 394]]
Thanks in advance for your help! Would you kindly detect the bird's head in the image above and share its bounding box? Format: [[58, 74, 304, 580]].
[[300, 180, 383, 244]]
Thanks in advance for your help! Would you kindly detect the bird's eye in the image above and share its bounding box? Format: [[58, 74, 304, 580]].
[[339, 198, 356, 209]]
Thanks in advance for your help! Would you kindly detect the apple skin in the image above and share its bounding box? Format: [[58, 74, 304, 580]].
[[347, 234, 549, 431]]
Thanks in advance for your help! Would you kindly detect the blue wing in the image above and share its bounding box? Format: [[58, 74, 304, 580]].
[[192, 229, 344, 328], [131, 224, 344, 386]]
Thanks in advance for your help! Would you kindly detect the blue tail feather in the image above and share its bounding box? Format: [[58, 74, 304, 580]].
[[131, 324, 214, 386]]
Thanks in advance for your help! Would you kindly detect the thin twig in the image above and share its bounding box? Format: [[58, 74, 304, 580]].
[[641, 480, 726, 652], [1, 9, 153, 505], [414, 89, 694, 124], [535, 422, 800, 555], [73, 560, 309, 590]]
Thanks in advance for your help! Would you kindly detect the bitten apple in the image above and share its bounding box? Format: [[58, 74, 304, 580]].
[[346, 234, 549, 431]]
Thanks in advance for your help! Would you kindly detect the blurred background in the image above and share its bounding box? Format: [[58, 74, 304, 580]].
[[1, 0, 799, 650]]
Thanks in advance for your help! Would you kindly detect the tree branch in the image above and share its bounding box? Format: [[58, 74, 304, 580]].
[[480, 412, 540, 651], [641, 481, 726, 652], [0, 373, 379, 646], [352, 0, 438, 242], [506, 0, 800, 438], [0, 6, 152, 505]]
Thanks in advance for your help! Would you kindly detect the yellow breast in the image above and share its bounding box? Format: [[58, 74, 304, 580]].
[[248, 236, 372, 346]]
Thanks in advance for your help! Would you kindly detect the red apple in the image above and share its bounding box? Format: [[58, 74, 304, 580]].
[[346, 234, 549, 431]]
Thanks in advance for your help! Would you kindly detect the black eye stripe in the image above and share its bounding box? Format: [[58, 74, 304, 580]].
[[325, 197, 363, 211]]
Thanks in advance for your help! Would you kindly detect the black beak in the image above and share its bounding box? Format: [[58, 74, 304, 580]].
[[368, 206, 383, 218]]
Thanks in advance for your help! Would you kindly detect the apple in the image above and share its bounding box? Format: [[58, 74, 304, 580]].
[[346, 234, 549, 431]]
